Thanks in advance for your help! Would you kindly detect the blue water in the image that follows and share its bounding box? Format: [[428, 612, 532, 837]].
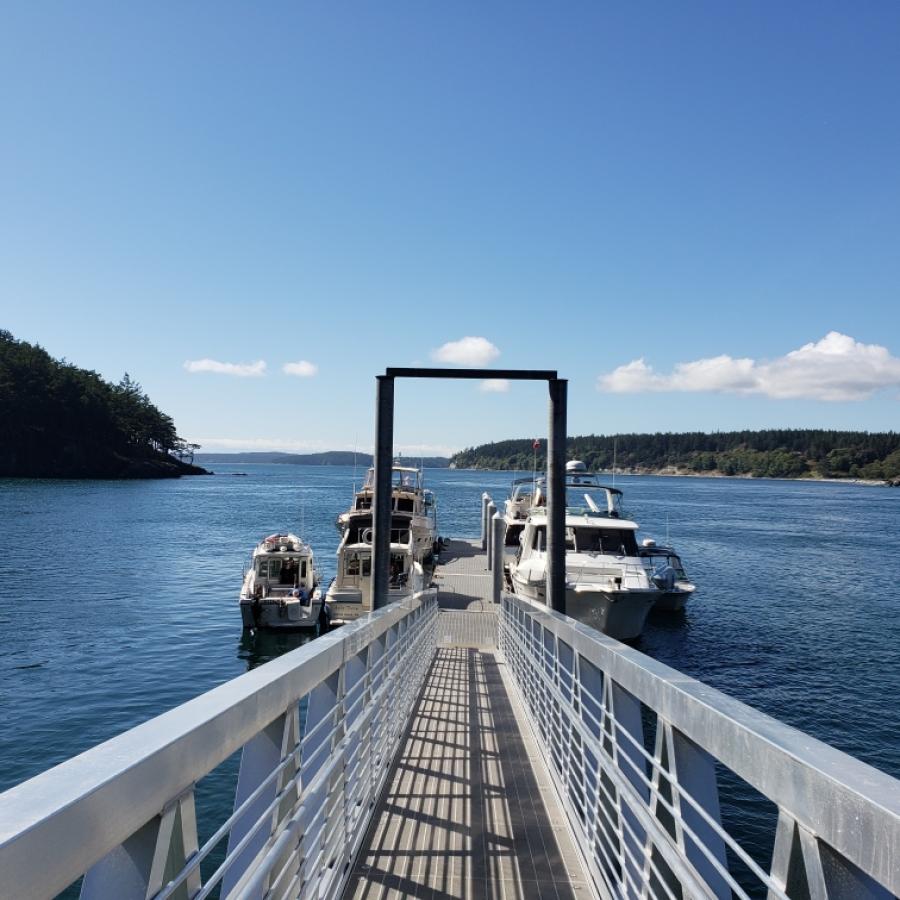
[[1, 466, 898, 890]]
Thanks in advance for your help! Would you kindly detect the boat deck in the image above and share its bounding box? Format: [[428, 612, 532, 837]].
[[343, 541, 590, 900]]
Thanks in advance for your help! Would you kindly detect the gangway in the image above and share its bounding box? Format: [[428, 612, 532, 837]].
[[1, 539, 899, 899]]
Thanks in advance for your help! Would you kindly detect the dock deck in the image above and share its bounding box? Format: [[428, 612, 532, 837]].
[[345, 648, 589, 900], [430, 539, 495, 610], [345, 540, 589, 900]]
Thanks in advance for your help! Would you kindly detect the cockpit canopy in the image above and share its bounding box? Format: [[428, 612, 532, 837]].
[[255, 555, 309, 585], [362, 465, 423, 493]]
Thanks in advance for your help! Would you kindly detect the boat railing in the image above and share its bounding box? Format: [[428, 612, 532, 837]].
[[0, 591, 438, 900], [498, 592, 900, 899]]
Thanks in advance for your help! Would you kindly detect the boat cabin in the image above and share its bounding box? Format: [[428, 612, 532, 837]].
[[518, 520, 641, 560], [246, 534, 317, 600]]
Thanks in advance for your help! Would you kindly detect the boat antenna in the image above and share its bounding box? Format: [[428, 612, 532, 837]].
[[665, 512, 670, 547], [352, 433, 359, 499], [532, 437, 540, 492], [612, 436, 617, 488]]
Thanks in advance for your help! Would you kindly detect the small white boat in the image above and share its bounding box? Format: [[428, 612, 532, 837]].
[[639, 539, 696, 611], [239, 533, 327, 631]]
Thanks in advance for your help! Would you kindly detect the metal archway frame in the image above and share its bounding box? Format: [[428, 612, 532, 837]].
[[372, 367, 567, 614]]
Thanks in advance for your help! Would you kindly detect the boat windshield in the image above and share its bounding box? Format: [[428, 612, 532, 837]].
[[640, 548, 688, 579], [362, 467, 422, 492], [511, 482, 536, 502], [568, 527, 638, 556]]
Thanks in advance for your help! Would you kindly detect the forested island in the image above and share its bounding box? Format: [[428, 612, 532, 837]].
[[451, 431, 900, 484], [0, 331, 208, 479]]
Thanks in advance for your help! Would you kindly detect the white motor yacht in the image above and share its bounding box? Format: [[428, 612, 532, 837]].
[[508, 462, 660, 640], [239, 533, 327, 631]]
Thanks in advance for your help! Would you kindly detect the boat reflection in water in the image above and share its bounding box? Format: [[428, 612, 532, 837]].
[[237, 628, 317, 672]]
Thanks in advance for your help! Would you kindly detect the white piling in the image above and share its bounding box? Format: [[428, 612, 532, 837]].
[[485, 500, 497, 568]]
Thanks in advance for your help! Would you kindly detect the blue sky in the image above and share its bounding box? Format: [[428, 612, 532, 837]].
[[2, 2, 899, 456]]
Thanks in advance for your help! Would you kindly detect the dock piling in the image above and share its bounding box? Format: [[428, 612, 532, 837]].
[[491, 512, 505, 603], [485, 500, 497, 569]]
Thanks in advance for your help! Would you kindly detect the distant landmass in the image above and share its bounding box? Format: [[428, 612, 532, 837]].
[[451, 430, 900, 484], [196, 451, 452, 468], [0, 331, 208, 479]]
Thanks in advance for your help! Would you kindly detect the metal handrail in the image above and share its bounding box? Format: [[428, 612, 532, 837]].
[[0, 590, 438, 900], [499, 593, 900, 899]]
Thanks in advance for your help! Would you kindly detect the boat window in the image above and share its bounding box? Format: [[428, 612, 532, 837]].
[[362, 556, 371, 577], [346, 554, 360, 576], [395, 497, 415, 512], [532, 526, 546, 551], [258, 558, 283, 579], [355, 496, 372, 510], [300, 560, 307, 579], [573, 529, 603, 552], [395, 470, 420, 489], [565, 527, 576, 550], [596, 529, 639, 556]]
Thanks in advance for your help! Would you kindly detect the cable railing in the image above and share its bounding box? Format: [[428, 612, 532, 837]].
[[499, 593, 900, 900], [0, 591, 438, 900]]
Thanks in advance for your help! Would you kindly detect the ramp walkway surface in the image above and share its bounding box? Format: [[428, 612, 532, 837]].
[[344, 648, 589, 900], [344, 540, 590, 900]]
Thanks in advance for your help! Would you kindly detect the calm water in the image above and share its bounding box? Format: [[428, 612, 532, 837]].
[[1, 466, 899, 887]]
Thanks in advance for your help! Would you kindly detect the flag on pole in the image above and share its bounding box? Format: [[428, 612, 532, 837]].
[[532, 438, 540, 450]]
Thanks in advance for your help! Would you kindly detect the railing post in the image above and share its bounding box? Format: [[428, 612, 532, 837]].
[[485, 500, 497, 569], [491, 512, 505, 603], [220, 711, 297, 900], [80, 790, 200, 900], [481, 492, 491, 550], [547, 378, 567, 614], [373, 375, 394, 610]]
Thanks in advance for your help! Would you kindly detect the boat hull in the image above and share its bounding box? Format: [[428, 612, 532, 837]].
[[652, 586, 694, 612], [510, 576, 658, 641], [240, 593, 325, 631]]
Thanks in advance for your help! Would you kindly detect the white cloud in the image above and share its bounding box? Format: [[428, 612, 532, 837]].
[[480, 378, 510, 393], [283, 360, 318, 377], [431, 336, 500, 367], [184, 358, 266, 377], [598, 332, 900, 401]]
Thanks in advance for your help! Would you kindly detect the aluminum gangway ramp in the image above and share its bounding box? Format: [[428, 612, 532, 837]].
[[344, 647, 589, 900]]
